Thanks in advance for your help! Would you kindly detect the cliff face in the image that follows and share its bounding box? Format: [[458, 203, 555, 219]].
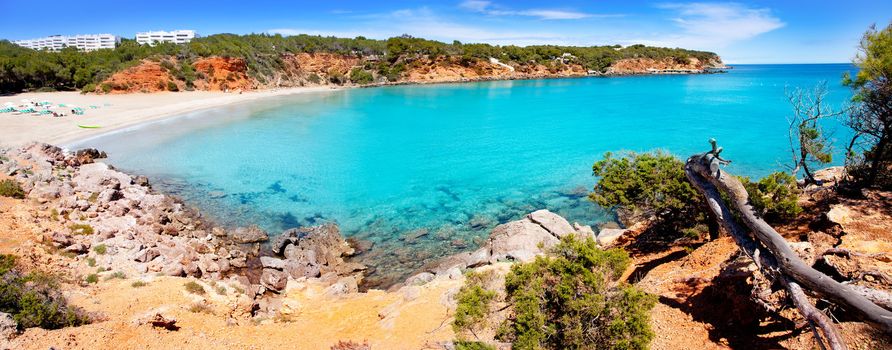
[[96, 53, 724, 93], [99, 61, 175, 94], [192, 57, 254, 91]]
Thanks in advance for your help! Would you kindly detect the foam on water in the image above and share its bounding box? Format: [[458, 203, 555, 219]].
[[77, 64, 856, 286]]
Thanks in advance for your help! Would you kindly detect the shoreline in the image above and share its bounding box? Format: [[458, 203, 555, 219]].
[[0, 86, 342, 149], [0, 69, 729, 149]]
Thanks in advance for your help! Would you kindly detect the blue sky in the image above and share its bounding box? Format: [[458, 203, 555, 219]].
[[1, 0, 889, 63]]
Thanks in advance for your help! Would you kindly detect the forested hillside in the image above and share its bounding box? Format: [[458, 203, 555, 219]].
[[0, 33, 722, 93]]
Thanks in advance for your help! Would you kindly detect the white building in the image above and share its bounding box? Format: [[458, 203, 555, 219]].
[[14, 34, 120, 52], [135, 30, 198, 46]]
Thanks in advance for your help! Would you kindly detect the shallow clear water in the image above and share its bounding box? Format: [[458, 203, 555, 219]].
[[76, 64, 856, 285]]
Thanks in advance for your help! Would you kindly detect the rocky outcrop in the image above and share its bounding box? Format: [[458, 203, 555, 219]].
[[98, 60, 177, 93], [261, 224, 365, 292], [0, 143, 365, 299], [413, 210, 595, 282], [192, 57, 254, 91]]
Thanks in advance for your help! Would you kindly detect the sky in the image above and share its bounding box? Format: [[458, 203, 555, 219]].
[[1, 0, 889, 64]]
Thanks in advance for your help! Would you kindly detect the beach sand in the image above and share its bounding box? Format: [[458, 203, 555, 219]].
[[0, 87, 339, 148]]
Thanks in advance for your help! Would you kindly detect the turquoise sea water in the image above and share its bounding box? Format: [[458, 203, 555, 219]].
[[77, 64, 856, 285]]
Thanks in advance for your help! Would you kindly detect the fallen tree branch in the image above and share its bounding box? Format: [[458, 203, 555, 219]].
[[684, 160, 849, 349], [686, 143, 892, 334]]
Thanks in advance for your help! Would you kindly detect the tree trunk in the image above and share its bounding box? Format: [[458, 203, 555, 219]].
[[685, 152, 892, 336], [867, 135, 888, 186]]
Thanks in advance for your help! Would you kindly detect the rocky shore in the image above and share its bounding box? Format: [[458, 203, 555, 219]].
[[0, 143, 369, 316], [1, 142, 623, 321]]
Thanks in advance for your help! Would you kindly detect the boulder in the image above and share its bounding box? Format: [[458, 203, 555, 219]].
[[260, 268, 288, 292], [230, 226, 268, 244], [597, 228, 628, 247], [324, 276, 358, 297], [260, 256, 286, 270], [488, 218, 559, 262], [0, 312, 17, 340], [527, 209, 575, 238], [406, 272, 435, 286], [133, 248, 160, 263]]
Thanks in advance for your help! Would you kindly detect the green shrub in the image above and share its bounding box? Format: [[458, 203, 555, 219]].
[[590, 151, 702, 230], [0, 179, 26, 199], [131, 280, 148, 288], [349, 68, 374, 84], [81, 83, 96, 93], [455, 341, 496, 350], [85, 257, 96, 267], [166, 81, 179, 92], [69, 224, 94, 235], [740, 172, 803, 222], [84, 274, 98, 283], [453, 271, 497, 336], [92, 244, 106, 255], [307, 73, 321, 84], [105, 271, 126, 280], [100, 83, 113, 94], [498, 236, 655, 350], [184, 281, 206, 295], [0, 254, 16, 275], [215, 285, 227, 295], [188, 302, 212, 314]]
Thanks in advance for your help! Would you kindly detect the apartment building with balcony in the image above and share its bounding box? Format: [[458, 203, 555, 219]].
[[135, 30, 199, 46], [13, 34, 120, 52]]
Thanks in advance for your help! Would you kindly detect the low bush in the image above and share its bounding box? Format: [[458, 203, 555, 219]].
[[0, 254, 90, 329], [739, 172, 802, 222], [498, 236, 655, 350], [0, 179, 25, 199], [184, 281, 206, 295], [69, 224, 94, 236], [590, 151, 702, 231], [131, 280, 148, 288], [349, 68, 374, 85], [166, 81, 179, 92], [84, 274, 98, 283], [92, 244, 106, 255], [104, 271, 126, 281], [454, 341, 496, 350], [453, 271, 497, 336]]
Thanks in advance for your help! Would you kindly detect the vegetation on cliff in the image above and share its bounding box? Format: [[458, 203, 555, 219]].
[[590, 151, 802, 232], [0, 254, 91, 330], [0, 33, 720, 93], [498, 236, 654, 350]]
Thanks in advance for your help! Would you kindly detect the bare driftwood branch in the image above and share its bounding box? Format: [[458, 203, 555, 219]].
[[684, 157, 849, 349], [685, 146, 892, 334]]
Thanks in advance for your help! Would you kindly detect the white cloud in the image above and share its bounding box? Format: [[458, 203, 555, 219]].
[[458, 0, 612, 20], [651, 2, 785, 48], [268, 7, 576, 46]]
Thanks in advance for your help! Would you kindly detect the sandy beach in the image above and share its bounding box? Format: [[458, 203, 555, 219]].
[[0, 87, 340, 148]]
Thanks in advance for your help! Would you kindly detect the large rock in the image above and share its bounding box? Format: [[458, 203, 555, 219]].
[[230, 226, 268, 244], [488, 217, 559, 263], [273, 224, 357, 276], [597, 228, 628, 247], [260, 268, 288, 292], [527, 209, 575, 238], [0, 312, 17, 340]]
